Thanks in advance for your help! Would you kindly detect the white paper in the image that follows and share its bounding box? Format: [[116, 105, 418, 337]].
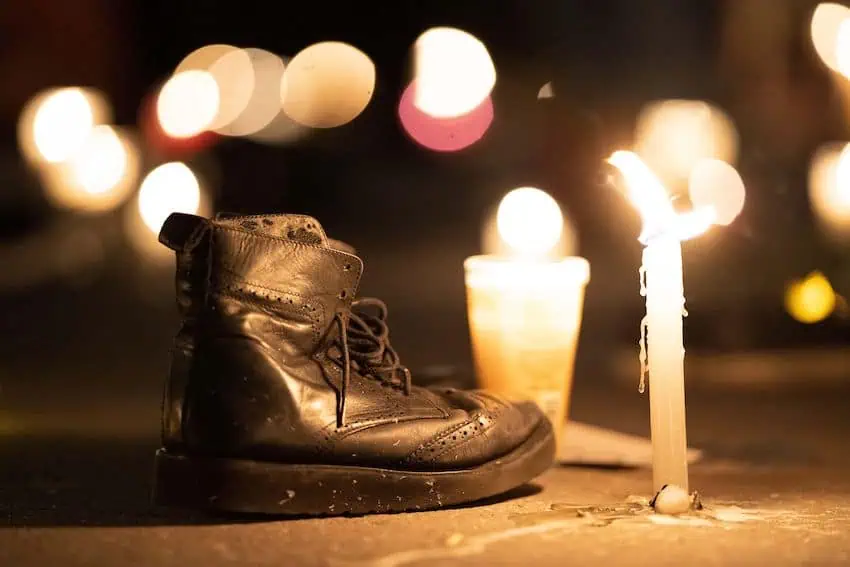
[[557, 421, 703, 468]]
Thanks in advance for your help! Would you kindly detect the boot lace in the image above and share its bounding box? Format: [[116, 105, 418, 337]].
[[321, 297, 412, 427]]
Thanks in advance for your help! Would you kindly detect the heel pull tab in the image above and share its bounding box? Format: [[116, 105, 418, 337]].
[[159, 213, 208, 252]]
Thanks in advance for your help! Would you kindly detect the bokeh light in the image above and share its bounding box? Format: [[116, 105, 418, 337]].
[[125, 163, 210, 264], [688, 158, 746, 226], [156, 70, 220, 139], [172, 44, 255, 133], [216, 48, 286, 137], [34, 89, 94, 162], [635, 100, 739, 187], [137, 162, 202, 234], [206, 48, 256, 130], [235, 54, 308, 145], [175, 44, 239, 75], [482, 201, 576, 259], [537, 82, 555, 100], [496, 187, 564, 257], [808, 142, 850, 240], [398, 81, 493, 152], [785, 272, 837, 324], [40, 126, 140, 213], [282, 41, 376, 128], [836, 19, 850, 77], [811, 3, 850, 74], [18, 87, 111, 166], [413, 27, 496, 118]]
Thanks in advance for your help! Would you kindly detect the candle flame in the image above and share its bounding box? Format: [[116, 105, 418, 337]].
[[608, 150, 714, 243]]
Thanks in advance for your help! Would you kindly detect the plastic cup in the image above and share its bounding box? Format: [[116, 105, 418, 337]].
[[464, 255, 590, 446]]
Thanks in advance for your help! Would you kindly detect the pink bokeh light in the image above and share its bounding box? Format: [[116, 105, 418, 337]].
[[398, 81, 494, 152]]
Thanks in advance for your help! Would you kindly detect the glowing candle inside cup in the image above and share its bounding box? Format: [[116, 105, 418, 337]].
[[465, 188, 590, 447], [608, 151, 745, 494]]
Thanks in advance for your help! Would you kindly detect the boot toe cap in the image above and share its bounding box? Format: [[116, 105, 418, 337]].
[[407, 390, 548, 470]]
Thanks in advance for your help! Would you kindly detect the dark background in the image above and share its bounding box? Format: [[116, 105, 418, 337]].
[[0, 0, 848, 444]]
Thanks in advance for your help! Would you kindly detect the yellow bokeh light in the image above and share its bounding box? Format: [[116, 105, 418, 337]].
[[413, 27, 496, 119], [808, 142, 850, 240], [40, 126, 140, 213], [156, 70, 220, 138], [17, 87, 112, 166], [137, 162, 202, 234], [282, 41, 376, 129], [811, 3, 850, 74], [785, 272, 836, 324], [496, 187, 563, 257], [635, 100, 739, 187]]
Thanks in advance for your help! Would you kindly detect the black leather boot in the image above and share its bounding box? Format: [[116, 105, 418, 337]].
[[153, 212, 555, 515]]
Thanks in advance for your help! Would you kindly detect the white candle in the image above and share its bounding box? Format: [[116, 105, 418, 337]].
[[608, 151, 744, 495], [642, 235, 689, 492]]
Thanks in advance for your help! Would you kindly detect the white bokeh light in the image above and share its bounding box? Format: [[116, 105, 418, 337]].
[[811, 3, 850, 73], [496, 187, 564, 257], [32, 88, 95, 163], [413, 27, 496, 119], [68, 125, 127, 195], [809, 143, 850, 240], [138, 162, 202, 234], [156, 70, 220, 138], [40, 126, 139, 214], [688, 158, 746, 226], [635, 100, 739, 187], [216, 48, 285, 136]]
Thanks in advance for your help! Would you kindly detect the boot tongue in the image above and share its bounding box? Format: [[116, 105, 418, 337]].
[[215, 213, 356, 253]]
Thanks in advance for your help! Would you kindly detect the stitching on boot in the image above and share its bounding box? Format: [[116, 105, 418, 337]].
[[406, 403, 505, 463], [217, 213, 328, 244], [325, 410, 418, 439], [215, 275, 324, 344], [405, 414, 486, 462], [214, 282, 323, 345], [212, 226, 363, 307], [216, 225, 362, 269], [426, 419, 494, 462]]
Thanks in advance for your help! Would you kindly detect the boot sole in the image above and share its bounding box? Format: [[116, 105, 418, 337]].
[[152, 419, 555, 516]]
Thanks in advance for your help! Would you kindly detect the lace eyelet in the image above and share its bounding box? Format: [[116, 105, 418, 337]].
[[343, 263, 352, 271], [338, 290, 348, 299]]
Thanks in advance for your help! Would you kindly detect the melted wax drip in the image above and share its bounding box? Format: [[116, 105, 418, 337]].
[[638, 265, 648, 394]]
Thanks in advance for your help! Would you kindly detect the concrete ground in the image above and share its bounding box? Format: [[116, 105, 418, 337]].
[[2, 382, 850, 567]]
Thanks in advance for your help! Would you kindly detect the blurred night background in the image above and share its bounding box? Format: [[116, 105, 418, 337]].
[[2, 0, 850, 526]]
